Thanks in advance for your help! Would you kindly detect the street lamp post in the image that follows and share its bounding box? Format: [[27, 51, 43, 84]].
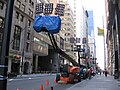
[[0, 0, 15, 90]]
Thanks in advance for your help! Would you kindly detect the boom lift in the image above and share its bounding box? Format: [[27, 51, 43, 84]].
[[48, 32, 81, 84], [33, 15, 81, 84]]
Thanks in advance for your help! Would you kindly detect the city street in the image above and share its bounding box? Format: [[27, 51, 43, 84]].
[[7, 74, 74, 90], [7, 74, 120, 90]]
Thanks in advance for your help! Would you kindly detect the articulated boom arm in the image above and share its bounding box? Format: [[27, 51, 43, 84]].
[[48, 33, 79, 66]]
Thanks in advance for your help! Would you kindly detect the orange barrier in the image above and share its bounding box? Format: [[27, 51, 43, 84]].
[[46, 79, 49, 86], [40, 84, 43, 90]]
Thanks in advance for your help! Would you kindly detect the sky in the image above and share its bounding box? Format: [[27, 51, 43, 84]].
[[82, 0, 106, 70], [67, 0, 106, 70]]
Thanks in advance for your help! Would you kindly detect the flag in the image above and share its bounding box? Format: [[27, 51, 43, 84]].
[[98, 27, 104, 36]]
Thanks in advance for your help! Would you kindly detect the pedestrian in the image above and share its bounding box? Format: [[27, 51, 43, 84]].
[[100, 71, 101, 75], [104, 69, 108, 77], [88, 68, 91, 79]]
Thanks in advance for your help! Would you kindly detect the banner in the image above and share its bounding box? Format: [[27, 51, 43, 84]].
[[98, 27, 104, 36]]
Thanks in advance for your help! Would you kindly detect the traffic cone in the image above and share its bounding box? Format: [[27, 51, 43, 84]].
[[40, 84, 43, 90], [46, 79, 49, 86], [16, 88, 20, 90], [54, 78, 56, 83]]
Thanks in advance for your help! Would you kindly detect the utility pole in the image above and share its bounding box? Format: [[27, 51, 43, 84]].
[[0, 0, 15, 90]]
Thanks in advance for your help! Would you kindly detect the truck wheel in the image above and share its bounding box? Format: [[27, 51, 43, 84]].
[[69, 74, 74, 84], [56, 74, 60, 82]]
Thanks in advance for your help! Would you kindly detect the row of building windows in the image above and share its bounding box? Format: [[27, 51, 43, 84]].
[[15, 11, 24, 22], [15, 11, 32, 27], [17, 0, 34, 7], [16, 0, 33, 17], [16, 0, 25, 11], [12, 25, 31, 52]]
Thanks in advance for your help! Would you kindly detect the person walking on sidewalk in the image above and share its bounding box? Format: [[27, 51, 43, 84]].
[[88, 68, 92, 79], [104, 69, 108, 77]]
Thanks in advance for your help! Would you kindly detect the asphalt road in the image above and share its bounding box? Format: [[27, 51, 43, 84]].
[[7, 75, 75, 90]]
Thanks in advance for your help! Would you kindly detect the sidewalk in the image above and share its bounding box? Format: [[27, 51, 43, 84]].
[[66, 74, 120, 90], [9, 73, 55, 79]]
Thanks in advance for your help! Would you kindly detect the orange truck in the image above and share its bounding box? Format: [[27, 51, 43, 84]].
[[56, 65, 81, 84]]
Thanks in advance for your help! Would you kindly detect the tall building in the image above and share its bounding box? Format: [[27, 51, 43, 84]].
[[60, 1, 76, 65], [87, 10, 96, 71], [88, 11, 94, 37], [73, 0, 89, 66], [106, 0, 120, 79], [0, 0, 36, 75]]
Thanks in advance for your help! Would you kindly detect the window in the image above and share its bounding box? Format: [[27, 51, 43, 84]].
[[28, 20, 31, 26], [12, 26, 21, 50], [21, 4, 25, 11], [26, 42, 29, 52], [29, 9, 33, 17], [16, 0, 21, 8], [0, 1, 4, 10], [0, 18, 4, 28], [20, 15, 24, 22], [15, 11, 19, 19], [67, 28, 70, 30], [29, 0, 34, 8], [31, 2, 34, 7], [29, 0, 31, 3], [27, 32, 30, 40]]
